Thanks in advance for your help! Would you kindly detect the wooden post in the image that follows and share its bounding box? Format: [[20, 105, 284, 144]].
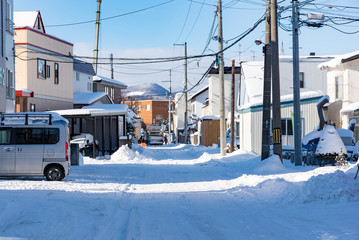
[[93, 117, 97, 158], [230, 59, 235, 153], [109, 116, 113, 153], [116, 115, 119, 149], [102, 116, 105, 156]]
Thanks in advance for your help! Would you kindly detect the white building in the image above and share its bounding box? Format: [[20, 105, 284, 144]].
[[73, 59, 96, 93], [207, 66, 241, 117], [319, 50, 359, 139], [239, 55, 333, 155], [0, 0, 15, 113]]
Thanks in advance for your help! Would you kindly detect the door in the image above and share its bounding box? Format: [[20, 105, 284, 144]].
[[0, 128, 15, 174], [14, 128, 44, 174]]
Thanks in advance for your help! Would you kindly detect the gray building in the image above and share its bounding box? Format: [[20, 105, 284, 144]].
[[93, 75, 127, 104], [0, 0, 15, 113]]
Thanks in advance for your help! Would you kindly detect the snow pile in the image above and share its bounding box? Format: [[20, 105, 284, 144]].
[[299, 170, 359, 203], [315, 125, 347, 156], [85, 145, 152, 164], [253, 155, 288, 174]]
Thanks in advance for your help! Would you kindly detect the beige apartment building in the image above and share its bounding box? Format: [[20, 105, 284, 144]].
[[14, 11, 73, 112]]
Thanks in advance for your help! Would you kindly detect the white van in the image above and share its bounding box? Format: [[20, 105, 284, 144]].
[[0, 113, 70, 181]]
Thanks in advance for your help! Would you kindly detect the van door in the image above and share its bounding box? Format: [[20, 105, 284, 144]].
[[14, 127, 44, 174], [0, 127, 15, 174]]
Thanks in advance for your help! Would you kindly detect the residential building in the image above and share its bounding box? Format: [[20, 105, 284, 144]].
[[0, 0, 15, 113], [319, 50, 359, 139], [188, 86, 208, 119], [14, 11, 73, 112], [125, 99, 170, 127], [207, 66, 241, 117], [93, 75, 127, 104], [73, 59, 96, 93], [239, 55, 334, 155]]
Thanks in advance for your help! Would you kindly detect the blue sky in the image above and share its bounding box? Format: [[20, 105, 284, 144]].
[[14, 0, 359, 92]]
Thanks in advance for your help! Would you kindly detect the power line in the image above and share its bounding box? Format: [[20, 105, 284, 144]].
[[174, 0, 193, 44], [46, 0, 175, 27]]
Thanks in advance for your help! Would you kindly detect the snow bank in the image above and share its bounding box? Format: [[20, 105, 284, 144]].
[[253, 155, 288, 174]]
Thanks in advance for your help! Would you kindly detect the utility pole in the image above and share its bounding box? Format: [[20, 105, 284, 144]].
[[261, 0, 272, 160], [168, 70, 172, 143], [184, 42, 189, 144], [271, 0, 282, 161], [93, 0, 102, 74], [217, 0, 226, 156], [230, 59, 235, 153], [110, 53, 114, 79], [292, 0, 302, 166]]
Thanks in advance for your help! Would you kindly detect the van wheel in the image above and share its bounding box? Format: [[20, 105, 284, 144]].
[[45, 166, 64, 181]]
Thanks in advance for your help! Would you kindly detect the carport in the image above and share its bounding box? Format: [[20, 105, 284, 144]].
[[52, 104, 129, 156]]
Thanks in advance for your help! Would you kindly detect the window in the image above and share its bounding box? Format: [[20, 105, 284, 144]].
[[280, 119, 293, 136], [0, 128, 11, 145], [44, 128, 60, 144], [6, 2, 13, 34], [335, 76, 343, 99], [137, 105, 141, 112], [14, 128, 59, 145], [76, 72, 80, 81], [87, 82, 92, 91], [0, 68, 4, 86], [110, 88, 115, 99], [146, 104, 151, 111], [54, 63, 59, 84], [37, 59, 46, 79], [46, 65, 50, 78], [30, 103, 36, 112], [299, 72, 304, 88], [191, 103, 196, 113], [6, 69, 14, 99]]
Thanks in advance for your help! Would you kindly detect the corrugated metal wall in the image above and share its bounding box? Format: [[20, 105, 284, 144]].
[[240, 101, 319, 155]]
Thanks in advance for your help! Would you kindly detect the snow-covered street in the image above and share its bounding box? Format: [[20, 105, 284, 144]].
[[0, 144, 358, 240]]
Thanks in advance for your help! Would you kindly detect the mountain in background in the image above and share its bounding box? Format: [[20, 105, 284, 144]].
[[123, 83, 171, 100]]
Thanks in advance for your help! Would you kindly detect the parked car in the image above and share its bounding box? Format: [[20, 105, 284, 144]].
[[70, 133, 99, 158], [147, 125, 164, 145], [0, 113, 71, 181]]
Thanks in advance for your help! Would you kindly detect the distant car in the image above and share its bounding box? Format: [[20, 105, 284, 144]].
[[147, 125, 164, 145], [218, 128, 240, 149]]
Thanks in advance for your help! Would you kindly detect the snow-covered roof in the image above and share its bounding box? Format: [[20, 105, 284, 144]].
[[93, 75, 127, 88], [319, 50, 359, 70], [340, 102, 359, 115], [239, 90, 323, 110], [188, 85, 209, 101], [14, 11, 39, 28], [1, 112, 68, 125], [52, 104, 128, 117], [73, 92, 111, 105], [200, 115, 220, 121]]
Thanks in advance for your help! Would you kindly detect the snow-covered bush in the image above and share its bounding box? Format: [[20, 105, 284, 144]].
[[315, 125, 347, 158], [126, 109, 138, 134]]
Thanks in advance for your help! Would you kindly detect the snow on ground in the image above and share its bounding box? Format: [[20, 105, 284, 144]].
[[0, 144, 358, 239]]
